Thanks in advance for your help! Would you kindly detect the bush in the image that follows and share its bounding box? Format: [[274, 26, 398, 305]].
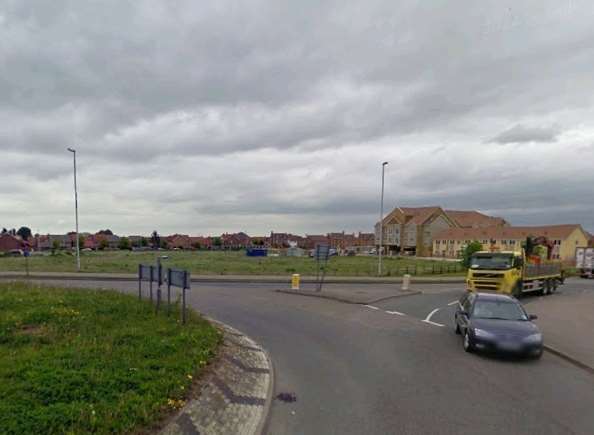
[[460, 241, 483, 268]]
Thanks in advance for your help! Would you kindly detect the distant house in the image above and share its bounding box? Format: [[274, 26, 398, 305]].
[[303, 234, 328, 250], [0, 234, 24, 253], [433, 224, 590, 262], [189, 236, 212, 249], [269, 232, 303, 248], [221, 232, 251, 249], [167, 234, 192, 249]]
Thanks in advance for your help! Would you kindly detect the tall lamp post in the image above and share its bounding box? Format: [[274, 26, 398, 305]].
[[378, 161, 388, 276], [67, 148, 81, 272]]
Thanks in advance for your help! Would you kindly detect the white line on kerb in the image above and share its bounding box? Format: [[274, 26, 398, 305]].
[[385, 310, 405, 316], [447, 300, 459, 306], [364, 305, 380, 310]]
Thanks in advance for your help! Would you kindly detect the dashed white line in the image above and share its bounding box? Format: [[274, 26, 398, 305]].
[[447, 300, 459, 306], [385, 310, 405, 316], [364, 305, 380, 310]]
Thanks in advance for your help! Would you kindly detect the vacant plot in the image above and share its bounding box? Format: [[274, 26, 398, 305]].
[[0, 282, 221, 434], [0, 250, 464, 276]]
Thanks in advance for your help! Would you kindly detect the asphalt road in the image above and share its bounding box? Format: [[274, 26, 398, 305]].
[[21, 278, 594, 435]]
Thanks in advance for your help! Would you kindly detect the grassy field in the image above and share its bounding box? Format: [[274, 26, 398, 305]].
[[0, 250, 464, 276], [0, 282, 221, 434]]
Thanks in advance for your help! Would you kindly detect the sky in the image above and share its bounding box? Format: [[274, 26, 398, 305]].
[[1, 0, 594, 236]]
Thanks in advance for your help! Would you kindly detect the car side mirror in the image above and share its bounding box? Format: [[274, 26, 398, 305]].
[[528, 314, 538, 320]]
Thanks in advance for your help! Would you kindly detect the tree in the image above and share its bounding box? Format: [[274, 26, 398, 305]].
[[98, 239, 109, 250], [17, 227, 32, 241], [160, 240, 169, 249], [460, 241, 484, 268], [52, 240, 61, 253], [79, 235, 86, 248], [212, 237, 222, 249], [118, 237, 131, 250], [1, 228, 7, 234], [192, 242, 201, 250], [97, 229, 114, 236], [140, 237, 148, 247], [151, 231, 160, 250]]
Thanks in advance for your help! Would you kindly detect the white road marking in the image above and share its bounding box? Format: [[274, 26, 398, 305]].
[[364, 305, 379, 310], [447, 300, 459, 306], [424, 308, 441, 322], [422, 319, 445, 327], [385, 310, 405, 316], [422, 308, 445, 327]]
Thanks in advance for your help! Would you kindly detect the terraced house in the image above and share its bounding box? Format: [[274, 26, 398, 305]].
[[432, 224, 590, 262]]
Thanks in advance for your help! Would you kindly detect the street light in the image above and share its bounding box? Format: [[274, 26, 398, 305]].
[[67, 147, 80, 272], [378, 161, 388, 276]]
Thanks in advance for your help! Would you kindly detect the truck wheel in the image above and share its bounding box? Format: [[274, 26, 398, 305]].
[[551, 279, 558, 293], [543, 280, 551, 295]]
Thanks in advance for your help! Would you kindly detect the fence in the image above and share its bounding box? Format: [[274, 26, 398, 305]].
[[138, 263, 191, 324]]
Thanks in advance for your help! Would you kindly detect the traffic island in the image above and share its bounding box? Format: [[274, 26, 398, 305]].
[[276, 286, 421, 304], [160, 321, 273, 435], [0, 281, 221, 434]]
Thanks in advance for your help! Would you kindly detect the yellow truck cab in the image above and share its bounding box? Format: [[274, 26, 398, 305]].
[[466, 250, 563, 297]]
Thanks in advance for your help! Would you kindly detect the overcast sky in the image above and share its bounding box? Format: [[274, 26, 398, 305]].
[[1, 1, 593, 236]]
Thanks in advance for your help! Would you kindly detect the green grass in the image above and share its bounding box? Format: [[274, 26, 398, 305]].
[[0, 250, 464, 277], [0, 282, 221, 434]]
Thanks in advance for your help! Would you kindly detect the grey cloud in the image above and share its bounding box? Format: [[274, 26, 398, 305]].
[[1, 1, 594, 234], [489, 124, 560, 144]]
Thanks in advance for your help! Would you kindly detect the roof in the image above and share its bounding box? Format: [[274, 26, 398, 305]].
[[475, 292, 516, 302], [434, 224, 586, 241], [445, 210, 507, 228], [400, 206, 443, 225]]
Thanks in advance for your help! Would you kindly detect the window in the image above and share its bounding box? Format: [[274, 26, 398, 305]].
[[482, 240, 488, 244], [510, 240, 516, 245]]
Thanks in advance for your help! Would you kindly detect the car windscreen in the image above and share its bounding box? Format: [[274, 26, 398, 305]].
[[472, 300, 527, 321], [470, 254, 513, 270]]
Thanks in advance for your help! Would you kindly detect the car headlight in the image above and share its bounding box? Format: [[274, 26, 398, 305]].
[[524, 333, 542, 343], [474, 328, 495, 339]]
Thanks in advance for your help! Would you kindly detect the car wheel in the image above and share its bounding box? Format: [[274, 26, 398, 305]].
[[531, 348, 543, 359], [455, 323, 461, 335], [463, 330, 474, 353]]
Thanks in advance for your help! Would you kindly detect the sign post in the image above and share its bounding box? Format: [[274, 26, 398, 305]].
[[314, 244, 331, 292]]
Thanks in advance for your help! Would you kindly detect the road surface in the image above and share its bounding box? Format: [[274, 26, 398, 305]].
[[22, 278, 594, 435]]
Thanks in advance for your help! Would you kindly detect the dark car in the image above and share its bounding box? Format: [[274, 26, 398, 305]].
[[454, 292, 543, 358]]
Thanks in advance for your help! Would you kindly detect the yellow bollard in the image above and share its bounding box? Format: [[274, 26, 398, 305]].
[[291, 274, 300, 290]]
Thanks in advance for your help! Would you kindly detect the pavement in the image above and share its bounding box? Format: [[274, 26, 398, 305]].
[[523, 279, 594, 372], [161, 321, 273, 435], [0, 270, 465, 284], [13, 277, 594, 435]]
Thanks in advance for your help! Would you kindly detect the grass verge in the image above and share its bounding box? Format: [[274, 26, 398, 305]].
[[0, 250, 465, 277], [0, 281, 221, 434]]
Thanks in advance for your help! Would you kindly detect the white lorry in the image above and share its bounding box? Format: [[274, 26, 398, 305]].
[[576, 247, 594, 278]]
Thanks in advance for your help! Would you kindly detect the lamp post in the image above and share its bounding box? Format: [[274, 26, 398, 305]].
[[378, 161, 388, 276], [67, 147, 80, 272]]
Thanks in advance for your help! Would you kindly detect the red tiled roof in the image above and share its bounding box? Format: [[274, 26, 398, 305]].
[[400, 206, 443, 225], [434, 224, 585, 241], [445, 210, 507, 228]]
